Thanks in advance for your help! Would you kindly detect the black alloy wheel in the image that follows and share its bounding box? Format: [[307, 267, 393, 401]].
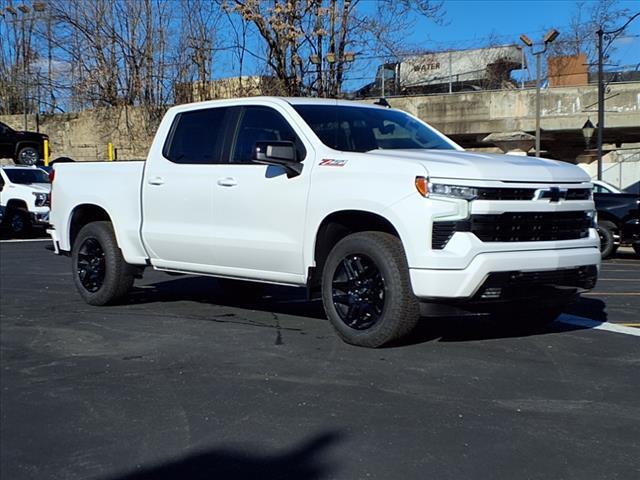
[[321, 231, 420, 348], [77, 237, 106, 292], [71, 221, 135, 305], [331, 254, 386, 330]]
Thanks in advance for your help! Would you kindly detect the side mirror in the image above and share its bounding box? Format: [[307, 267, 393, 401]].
[[253, 141, 303, 177]]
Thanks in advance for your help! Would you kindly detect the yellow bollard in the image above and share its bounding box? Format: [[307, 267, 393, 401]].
[[43, 139, 49, 166], [108, 142, 114, 161]]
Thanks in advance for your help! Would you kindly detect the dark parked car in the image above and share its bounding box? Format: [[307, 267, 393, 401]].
[[594, 191, 640, 258], [0, 121, 48, 165]]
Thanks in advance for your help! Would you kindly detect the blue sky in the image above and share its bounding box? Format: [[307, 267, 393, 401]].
[[413, 0, 639, 67]]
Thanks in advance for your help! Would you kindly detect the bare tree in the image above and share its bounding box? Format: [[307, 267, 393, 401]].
[[1, 0, 446, 116], [546, 0, 632, 63], [224, 0, 444, 97]]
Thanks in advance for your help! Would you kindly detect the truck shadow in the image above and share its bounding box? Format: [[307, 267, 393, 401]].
[[0, 225, 49, 240], [127, 276, 327, 320], [127, 276, 607, 345], [103, 431, 342, 480]]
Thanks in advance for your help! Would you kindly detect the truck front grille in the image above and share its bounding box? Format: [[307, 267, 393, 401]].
[[432, 211, 591, 248], [474, 187, 591, 201]]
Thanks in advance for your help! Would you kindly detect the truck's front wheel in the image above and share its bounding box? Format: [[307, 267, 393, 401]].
[[72, 221, 134, 305], [321, 232, 420, 347], [5, 209, 30, 236]]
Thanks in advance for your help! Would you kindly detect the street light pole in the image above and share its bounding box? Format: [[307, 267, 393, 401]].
[[520, 29, 560, 158], [535, 52, 541, 157], [596, 28, 604, 180]]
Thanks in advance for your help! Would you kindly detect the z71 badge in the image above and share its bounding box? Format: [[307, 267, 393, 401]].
[[319, 159, 348, 167]]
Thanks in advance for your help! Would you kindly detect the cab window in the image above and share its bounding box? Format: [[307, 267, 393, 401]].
[[230, 106, 306, 163], [163, 107, 230, 164]]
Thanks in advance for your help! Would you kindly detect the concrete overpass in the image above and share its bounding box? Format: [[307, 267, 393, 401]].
[[381, 82, 640, 162]]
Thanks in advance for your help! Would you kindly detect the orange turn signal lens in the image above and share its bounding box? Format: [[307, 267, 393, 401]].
[[415, 176, 429, 197]]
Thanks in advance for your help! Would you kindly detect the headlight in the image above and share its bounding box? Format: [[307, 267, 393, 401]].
[[33, 192, 48, 207], [415, 177, 478, 200], [429, 183, 478, 200], [587, 210, 598, 228]]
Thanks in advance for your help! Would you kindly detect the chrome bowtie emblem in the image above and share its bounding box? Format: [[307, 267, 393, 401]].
[[534, 187, 568, 202]]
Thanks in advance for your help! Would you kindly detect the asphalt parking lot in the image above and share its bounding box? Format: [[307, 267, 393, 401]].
[[1, 235, 639, 480]]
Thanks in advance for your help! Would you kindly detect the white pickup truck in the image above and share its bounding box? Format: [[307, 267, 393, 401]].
[[48, 97, 600, 347]]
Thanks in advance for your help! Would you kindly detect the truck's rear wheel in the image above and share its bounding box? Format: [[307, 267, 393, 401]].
[[321, 232, 420, 348], [72, 221, 134, 305]]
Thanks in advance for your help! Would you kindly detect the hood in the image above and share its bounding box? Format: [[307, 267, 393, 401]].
[[368, 149, 591, 183], [14, 183, 51, 193], [29, 183, 51, 192]]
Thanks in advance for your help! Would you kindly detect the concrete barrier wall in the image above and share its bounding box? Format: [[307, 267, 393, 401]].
[[384, 82, 640, 134], [0, 107, 157, 162]]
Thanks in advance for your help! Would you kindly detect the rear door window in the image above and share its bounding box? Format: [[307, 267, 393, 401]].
[[163, 107, 230, 164]]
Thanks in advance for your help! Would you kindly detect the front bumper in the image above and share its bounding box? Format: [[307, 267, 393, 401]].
[[409, 247, 601, 300], [30, 211, 49, 226]]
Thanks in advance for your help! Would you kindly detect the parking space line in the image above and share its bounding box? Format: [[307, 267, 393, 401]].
[[0, 238, 50, 243], [601, 269, 639, 272], [597, 278, 640, 281], [582, 292, 640, 296], [558, 316, 640, 337]]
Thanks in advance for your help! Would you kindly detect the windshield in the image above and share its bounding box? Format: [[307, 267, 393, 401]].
[[4, 169, 50, 184], [293, 104, 456, 153]]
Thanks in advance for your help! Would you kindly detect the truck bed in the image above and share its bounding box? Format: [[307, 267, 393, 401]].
[[50, 161, 148, 264]]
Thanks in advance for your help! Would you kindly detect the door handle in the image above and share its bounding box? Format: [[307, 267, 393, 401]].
[[148, 177, 164, 186], [217, 177, 238, 187]]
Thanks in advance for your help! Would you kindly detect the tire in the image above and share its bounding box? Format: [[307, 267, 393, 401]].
[[321, 231, 420, 348], [50, 156, 75, 165], [71, 221, 134, 305], [6, 209, 30, 236], [633, 243, 640, 257], [597, 220, 618, 259], [16, 146, 39, 165]]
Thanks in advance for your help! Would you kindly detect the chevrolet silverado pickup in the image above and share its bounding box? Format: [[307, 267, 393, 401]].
[[48, 97, 600, 347]]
